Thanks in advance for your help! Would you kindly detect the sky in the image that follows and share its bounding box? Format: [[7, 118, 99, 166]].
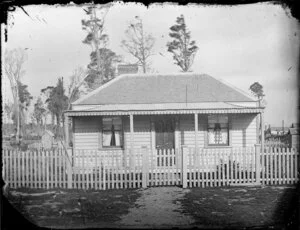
[[2, 2, 299, 127]]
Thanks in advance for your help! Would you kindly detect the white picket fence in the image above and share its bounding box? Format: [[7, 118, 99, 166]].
[[2, 146, 299, 190]]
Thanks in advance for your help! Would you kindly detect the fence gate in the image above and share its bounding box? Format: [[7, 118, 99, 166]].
[[146, 148, 182, 187]]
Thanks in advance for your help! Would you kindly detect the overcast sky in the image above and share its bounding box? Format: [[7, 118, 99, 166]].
[[2, 2, 299, 127]]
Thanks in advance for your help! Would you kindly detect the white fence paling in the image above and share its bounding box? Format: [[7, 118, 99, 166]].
[[2, 147, 299, 190]]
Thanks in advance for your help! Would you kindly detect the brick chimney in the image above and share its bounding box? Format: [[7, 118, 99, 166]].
[[117, 64, 139, 76]]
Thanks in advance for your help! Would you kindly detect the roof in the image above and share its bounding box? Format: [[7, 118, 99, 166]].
[[74, 73, 255, 105]]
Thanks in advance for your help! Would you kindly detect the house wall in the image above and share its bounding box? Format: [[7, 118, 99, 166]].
[[123, 115, 152, 149], [73, 116, 101, 150], [178, 113, 257, 148], [231, 114, 257, 147], [72, 113, 258, 150]]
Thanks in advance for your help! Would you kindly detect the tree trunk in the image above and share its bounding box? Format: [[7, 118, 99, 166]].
[[16, 101, 20, 143]]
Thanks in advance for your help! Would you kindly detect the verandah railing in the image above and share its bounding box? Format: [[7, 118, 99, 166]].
[[2, 146, 299, 190]]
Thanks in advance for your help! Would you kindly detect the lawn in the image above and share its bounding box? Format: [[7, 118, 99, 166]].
[[2, 184, 299, 229], [180, 184, 300, 229], [3, 187, 141, 229]]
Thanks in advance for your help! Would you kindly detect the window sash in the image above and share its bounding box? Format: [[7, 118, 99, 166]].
[[102, 117, 123, 147], [207, 128, 229, 146], [207, 114, 229, 146]]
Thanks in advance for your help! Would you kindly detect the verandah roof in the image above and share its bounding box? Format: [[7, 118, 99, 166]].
[[65, 107, 263, 117]]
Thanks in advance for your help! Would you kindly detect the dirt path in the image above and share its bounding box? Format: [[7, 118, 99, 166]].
[[116, 187, 195, 228]]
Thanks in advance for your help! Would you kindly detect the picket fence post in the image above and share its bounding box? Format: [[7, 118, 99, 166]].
[[142, 146, 148, 188], [255, 144, 261, 185], [182, 145, 188, 188], [67, 148, 73, 189]]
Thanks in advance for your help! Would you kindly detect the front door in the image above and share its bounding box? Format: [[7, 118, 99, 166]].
[[154, 117, 175, 149]]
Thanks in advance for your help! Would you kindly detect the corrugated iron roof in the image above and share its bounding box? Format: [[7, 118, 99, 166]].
[[74, 73, 255, 105]]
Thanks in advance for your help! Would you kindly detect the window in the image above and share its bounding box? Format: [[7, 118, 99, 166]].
[[155, 118, 175, 149], [102, 117, 123, 147], [207, 115, 229, 146]]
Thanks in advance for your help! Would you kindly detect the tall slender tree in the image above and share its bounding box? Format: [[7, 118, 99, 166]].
[[46, 78, 68, 137], [4, 48, 27, 142], [32, 97, 46, 126], [17, 81, 33, 135], [81, 4, 111, 86], [121, 16, 155, 73], [166, 15, 198, 72], [41, 86, 55, 125]]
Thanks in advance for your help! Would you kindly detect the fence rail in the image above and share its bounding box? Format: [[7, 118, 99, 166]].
[[2, 146, 299, 190]]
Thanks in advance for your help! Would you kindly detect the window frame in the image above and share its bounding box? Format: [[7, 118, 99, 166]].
[[207, 114, 230, 147], [101, 116, 124, 148]]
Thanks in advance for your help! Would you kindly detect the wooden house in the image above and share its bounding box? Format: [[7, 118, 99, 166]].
[[288, 123, 299, 148], [64, 73, 265, 159]]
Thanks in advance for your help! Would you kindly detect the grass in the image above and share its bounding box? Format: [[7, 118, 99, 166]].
[[4, 187, 141, 228], [3, 184, 300, 229], [180, 184, 300, 229]]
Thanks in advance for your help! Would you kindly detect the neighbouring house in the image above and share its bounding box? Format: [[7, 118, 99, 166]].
[[287, 123, 299, 148], [264, 125, 290, 147], [64, 73, 264, 164], [265, 126, 289, 137]]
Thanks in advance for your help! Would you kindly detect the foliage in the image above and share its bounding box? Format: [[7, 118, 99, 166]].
[[166, 15, 198, 72], [4, 102, 14, 122], [40, 86, 55, 125], [86, 48, 122, 89], [82, 4, 113, 87], [10, 81, 33, 135], [32, 97, 46, 125], [121, 16, 155, 73], [45, 78, 68, 136], [249, 82, 265, 99], [17, 80, 33, 111]]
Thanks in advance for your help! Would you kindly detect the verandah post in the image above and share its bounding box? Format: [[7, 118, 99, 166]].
[[66, 148, 73, 189], [142, 146, 149, 188], [255, 144, 261, 185], [182, 145, 188, 188]]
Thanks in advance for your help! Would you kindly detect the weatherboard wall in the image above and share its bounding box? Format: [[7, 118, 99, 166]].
[[72, 113, 258, 151]]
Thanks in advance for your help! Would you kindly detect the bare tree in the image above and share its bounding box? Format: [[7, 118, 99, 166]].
[[121, 16, 155, 73], [4, 48, 27, 143], [67, 67, 89, 109]]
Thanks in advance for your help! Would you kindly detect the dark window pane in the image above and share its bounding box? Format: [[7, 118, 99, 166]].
[[155, 118, 175, 149]]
